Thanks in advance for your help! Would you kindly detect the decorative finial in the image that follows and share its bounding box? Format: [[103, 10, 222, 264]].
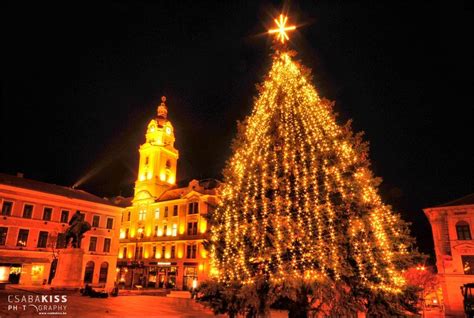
[[268, 14, 296, 44], [157, 95, 168, 123]]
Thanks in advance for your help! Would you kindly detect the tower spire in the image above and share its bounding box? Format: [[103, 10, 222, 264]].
[[157, 96, 168, 126]]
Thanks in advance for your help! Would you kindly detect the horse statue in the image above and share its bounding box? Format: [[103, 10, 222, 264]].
[[64, 211, 91, 248]]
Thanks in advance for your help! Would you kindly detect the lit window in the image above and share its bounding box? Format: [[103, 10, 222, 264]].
[[462, 255, 474, 275], [172, 224, 177, 236], [17, 229, 29, 247], [139, 209, 147, 221], [155, 208, 160, 220]]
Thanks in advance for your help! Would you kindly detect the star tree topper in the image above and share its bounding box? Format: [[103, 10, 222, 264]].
[[268, 14, 296, 43]]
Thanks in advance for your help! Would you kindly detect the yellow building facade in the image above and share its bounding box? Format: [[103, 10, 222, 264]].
[[117, 97, 220, 290]]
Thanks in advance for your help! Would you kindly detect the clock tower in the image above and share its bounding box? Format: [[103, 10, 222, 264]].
[[134, 96, 179, 202]]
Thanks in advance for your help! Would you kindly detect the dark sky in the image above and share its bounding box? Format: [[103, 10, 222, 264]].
[[1, 1, 472, 258]]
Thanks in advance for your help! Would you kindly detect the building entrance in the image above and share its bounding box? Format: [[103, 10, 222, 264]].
[[183, 266, 197, 291], [155, 265, 177, 289]]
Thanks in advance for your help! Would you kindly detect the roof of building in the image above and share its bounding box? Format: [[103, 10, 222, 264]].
[[157, 178, 222, 202], [0, 173, 121, 207], [435, 193, 474, 208]]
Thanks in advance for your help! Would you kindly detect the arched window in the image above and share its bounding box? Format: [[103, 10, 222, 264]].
[[99, 262, 108, 284], [84, 261, 95, 284], [457, 221, 472, 240]]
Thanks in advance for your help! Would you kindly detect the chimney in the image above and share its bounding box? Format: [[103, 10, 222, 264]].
[[16, 172, 24, 178]]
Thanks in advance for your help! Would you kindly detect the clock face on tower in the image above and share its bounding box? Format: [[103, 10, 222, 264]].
[[165, 127, 172, 135]]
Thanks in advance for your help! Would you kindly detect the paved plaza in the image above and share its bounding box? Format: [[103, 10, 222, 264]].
[[0, 290, 224, 318]]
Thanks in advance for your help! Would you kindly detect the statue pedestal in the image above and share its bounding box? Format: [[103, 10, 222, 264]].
[[51, 248, 84, 289]]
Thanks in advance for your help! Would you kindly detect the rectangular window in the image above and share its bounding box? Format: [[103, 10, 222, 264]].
[[17, 229, 29, 247], [99, 263, 108, 283], [163, 225, 168, 236], [23, 204, 33, 218], [127, 211, 131, 221], [172, 224, 177, 236], [186, 245, 197, 259], [125, 228, 129, 239], [1, 201, 13, 216], [164, 207, 169, 218], [60, 210, 69, 223], [155, 208, 160, 219], [56, 233, 66, 248], [153, 245, 157, 258], [92, 215, 100, 227], [43, 207, 52, 221], [106, 218, 114, 229], [161, 246, 166, 259], [173, 205, 178, 216], [171, 246, 176, 258], [123, 247, 128, 258], [37, 231, 48, 248], [139, 209, 146, 221], [135, 246, 143, 259], [103, 238, 111, 253], [187, 222, 198, 235], [0, 227, 8, 245], [457, 223, 472, 240], [188, 202, 199, 215], [462, 255, 474, 275], [89, 237, 97, 252]]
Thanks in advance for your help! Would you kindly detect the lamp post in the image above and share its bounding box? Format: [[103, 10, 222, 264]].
[[130, 227, 143, 289]]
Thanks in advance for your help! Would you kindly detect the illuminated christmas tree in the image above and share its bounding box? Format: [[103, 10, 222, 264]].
[[204, 15, 418, 317]]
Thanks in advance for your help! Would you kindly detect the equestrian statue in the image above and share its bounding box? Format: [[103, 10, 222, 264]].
[[64, 210, 91, 248]]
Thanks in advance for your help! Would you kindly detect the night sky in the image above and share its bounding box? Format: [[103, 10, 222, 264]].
[[1, 1, 472, 258]]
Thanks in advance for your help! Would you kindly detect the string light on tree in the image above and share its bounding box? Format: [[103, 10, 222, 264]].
[[207, 12, 417, 316]]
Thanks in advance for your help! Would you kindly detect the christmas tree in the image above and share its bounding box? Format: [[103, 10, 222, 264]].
[[205, 15, 417, 317]]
